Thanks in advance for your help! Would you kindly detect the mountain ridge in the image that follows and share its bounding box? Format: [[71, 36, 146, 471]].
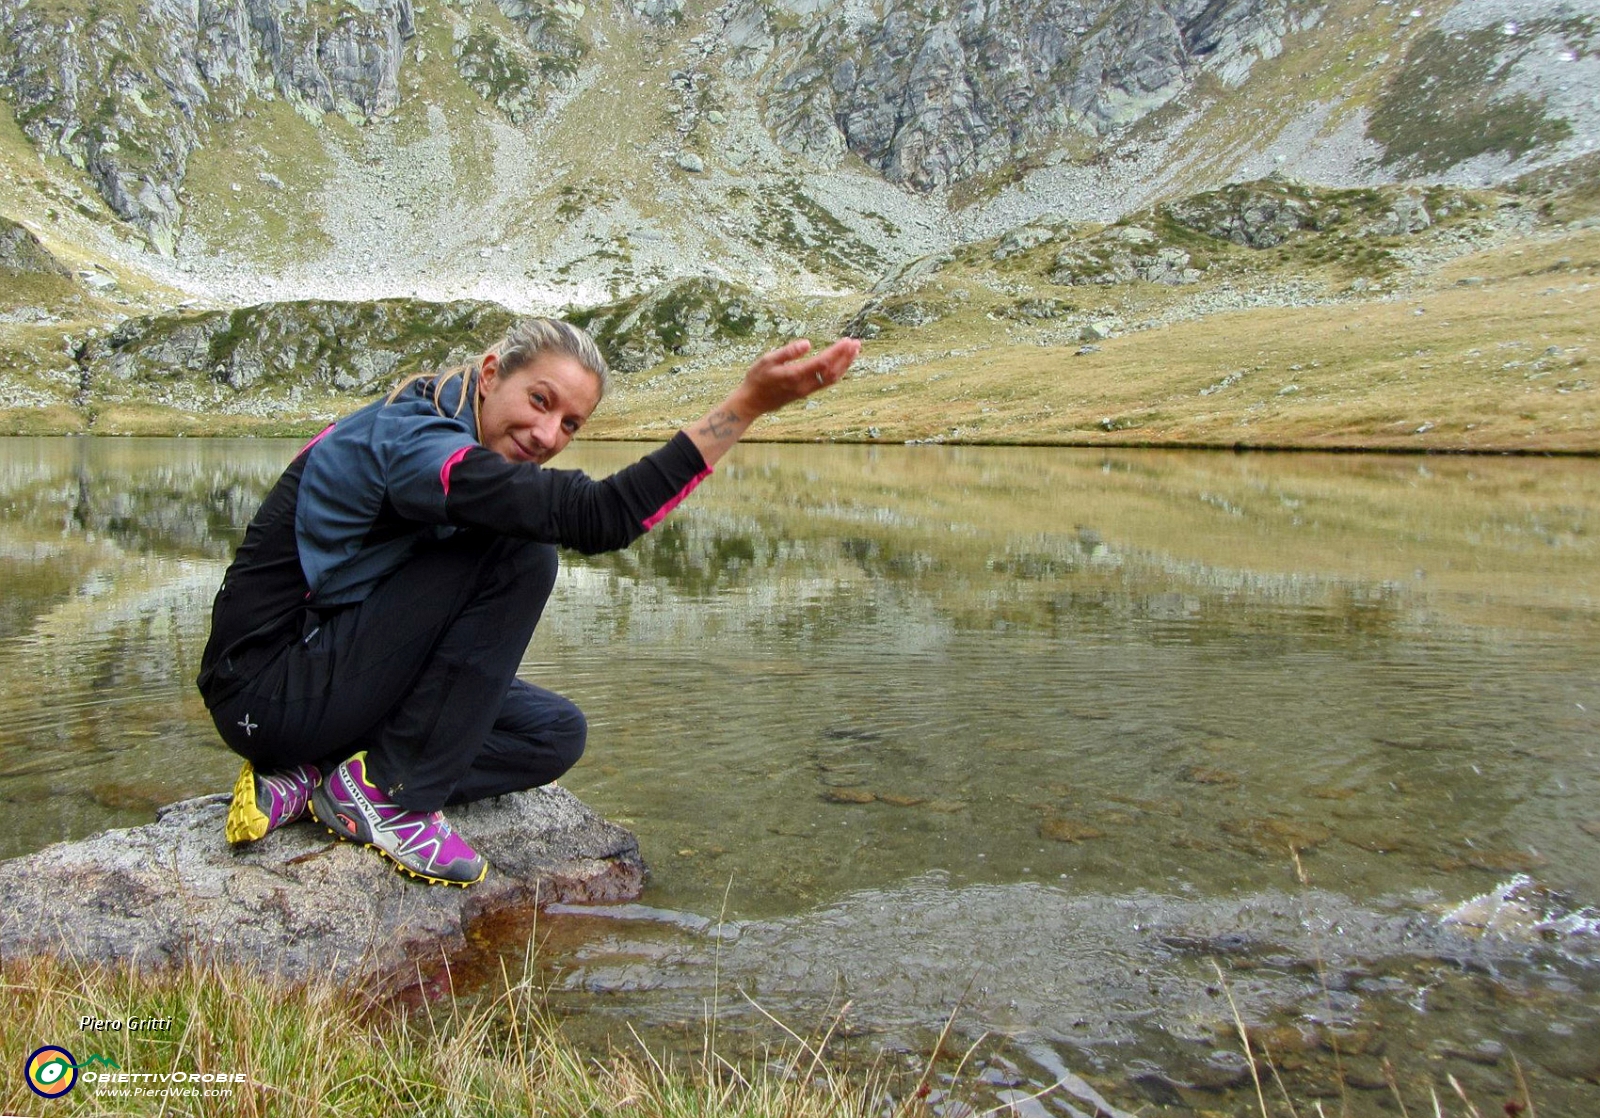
[[1, 0, 1595, 309]]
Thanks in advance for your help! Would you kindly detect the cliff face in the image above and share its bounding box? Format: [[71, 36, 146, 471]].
[[0, 0, 416, 254], [718, 0, 1322, 190], [0, 0, 1327, 252], [0, 0, 1593, 306]]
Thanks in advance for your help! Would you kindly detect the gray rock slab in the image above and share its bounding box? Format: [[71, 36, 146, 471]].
[[0, 787, 646, 990]]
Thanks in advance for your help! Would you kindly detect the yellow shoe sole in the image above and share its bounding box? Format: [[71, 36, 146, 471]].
[[225, 762, 269, 844]]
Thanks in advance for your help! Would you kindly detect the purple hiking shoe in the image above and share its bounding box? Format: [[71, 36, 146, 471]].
[[310, 753, 487, 887], [225, 761, 321, 844]]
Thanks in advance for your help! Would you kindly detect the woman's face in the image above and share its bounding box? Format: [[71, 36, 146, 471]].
[[477, 350, 602, 464]]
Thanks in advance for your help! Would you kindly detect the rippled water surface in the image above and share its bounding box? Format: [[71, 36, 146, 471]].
[[2, 437, 1597, 1114]]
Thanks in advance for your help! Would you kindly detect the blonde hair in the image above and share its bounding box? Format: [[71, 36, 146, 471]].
[[385, 317, 609, 438]]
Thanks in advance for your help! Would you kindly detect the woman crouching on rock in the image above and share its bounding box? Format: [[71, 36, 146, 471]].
[[196, 319, 860, 886]]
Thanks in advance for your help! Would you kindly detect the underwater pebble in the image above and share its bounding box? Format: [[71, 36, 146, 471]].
[[1221, 816, 1332, 854]]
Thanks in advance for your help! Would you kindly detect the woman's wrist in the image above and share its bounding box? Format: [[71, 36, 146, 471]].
[[725, 382, 771, 420], [686, 391, 759, 468]]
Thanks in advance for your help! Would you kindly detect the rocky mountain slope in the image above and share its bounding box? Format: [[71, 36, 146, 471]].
[[2, 0, 1596, 304], [13, 174, 1592, 452], [0, 0, 1596, 445]]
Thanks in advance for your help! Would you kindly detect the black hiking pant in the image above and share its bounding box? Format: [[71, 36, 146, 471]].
[[202, 533, 585, 812]]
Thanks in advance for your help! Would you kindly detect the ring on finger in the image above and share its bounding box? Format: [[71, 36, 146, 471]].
[[815, 372, 825, 385]]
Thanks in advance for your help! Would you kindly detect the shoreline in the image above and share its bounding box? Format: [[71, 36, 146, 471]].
[[4, 428, 1598, 456]]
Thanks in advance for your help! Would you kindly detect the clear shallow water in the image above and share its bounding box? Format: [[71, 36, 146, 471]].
[[1, 437, 1597, 1113]]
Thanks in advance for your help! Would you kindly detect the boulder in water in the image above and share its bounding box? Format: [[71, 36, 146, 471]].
[[0, 786, 646, 991]]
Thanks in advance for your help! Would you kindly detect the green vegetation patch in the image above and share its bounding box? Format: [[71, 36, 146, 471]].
[[1370, 27, 1575, 174], [568, 277, 785, 375], [555, 181, 618, 220], [87, 298, 516, 398], [458, 27, 542, 122], [752, 177, 883, 280]]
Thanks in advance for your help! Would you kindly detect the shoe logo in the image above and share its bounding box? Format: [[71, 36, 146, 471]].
[[236, 713, 259, 737], [336, 762, 469, 875], [375, 814, 449, 870]]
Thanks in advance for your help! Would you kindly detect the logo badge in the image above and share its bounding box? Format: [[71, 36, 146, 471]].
[[25, 1045, 78, 1098]]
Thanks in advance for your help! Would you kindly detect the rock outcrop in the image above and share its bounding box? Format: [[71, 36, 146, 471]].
[[567, 276, 787, 374], [0, 0, 417, 254], [0, 216, 70, 277], [83, 297, 513, 394], [710, 0, 1324, 190], [1164, 184, 1319, 248], [0, 786, 646, 988], [454, 0, 588, 123], [1159, 180, 1450, 247], [1050, 224, 1202, 285]]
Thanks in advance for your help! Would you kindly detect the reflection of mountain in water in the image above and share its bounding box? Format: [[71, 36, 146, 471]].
[[0, 440, 1597, 924], [0, 440, 282, 640], [0, 441, 288, 856], [0, 439, 1597, 1109], [559, 504, 1441, 652], [0, 447, 281, 559]]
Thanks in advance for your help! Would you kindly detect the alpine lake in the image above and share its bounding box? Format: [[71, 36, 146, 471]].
[[1, 436, 1597, 1116]]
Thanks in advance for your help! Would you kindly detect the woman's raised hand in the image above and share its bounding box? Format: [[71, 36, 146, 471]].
[[686, 337, 862, 469], [734, 337, 861, 417]]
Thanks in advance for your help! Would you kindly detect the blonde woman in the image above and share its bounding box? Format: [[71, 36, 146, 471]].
[[197, 320, 859, 885]]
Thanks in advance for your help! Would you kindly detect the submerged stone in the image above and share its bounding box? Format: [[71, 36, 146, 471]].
[[877, 793, 927, 807], [1183, 765, 1240, 786], [1041, 818, 1104, 843], [825, 787, 877, 804], [0, 787, 645, 991], [1220, 816, 1332, 855]]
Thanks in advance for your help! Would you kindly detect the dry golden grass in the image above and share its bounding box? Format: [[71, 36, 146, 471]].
[[0, 404, 88, 434], [84, 404, 338, 438], [588, 229, 1600, 452]]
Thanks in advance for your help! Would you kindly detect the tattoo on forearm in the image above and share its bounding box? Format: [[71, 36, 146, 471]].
[[700, 408, 742, 439]]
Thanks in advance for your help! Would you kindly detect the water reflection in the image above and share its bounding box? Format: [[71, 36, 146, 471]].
[[1, 437, 1597, 1108]]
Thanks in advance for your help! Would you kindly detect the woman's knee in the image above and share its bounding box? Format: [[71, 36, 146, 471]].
[[550, 700, 587, 773]]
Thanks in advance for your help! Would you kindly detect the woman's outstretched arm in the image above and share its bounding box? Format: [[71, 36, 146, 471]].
[[685, 337, 861, 468]]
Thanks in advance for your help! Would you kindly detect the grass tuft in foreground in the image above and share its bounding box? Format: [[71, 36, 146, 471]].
[[0, 952, 898, 1118]]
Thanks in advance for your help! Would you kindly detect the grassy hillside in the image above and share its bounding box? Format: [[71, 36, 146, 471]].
[[18, 216, 1585, 450], [586, 198, 1599, 452]]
